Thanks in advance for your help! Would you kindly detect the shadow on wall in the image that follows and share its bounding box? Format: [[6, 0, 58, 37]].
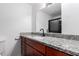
[[11, 39, 21, 56]]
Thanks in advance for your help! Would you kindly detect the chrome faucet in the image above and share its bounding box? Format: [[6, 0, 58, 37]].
[[40, 28, 45, 36]]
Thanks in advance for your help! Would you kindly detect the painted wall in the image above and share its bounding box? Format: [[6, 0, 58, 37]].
[[36, 11, 53, 33], [0, 3, 32, 56], [31, 4, 41, 32], [62, 3, 79, 35], [31, 6, 37, 32]]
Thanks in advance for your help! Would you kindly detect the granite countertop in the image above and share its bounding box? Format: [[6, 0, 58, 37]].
[[20, 33, 79, 56]]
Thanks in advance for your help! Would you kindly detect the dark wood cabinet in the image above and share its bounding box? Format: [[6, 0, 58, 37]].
[[46, 46, 70, 56], [20, 36, 70, 56], [21, 37, 25, 56], [33, 49, 43, 56], [21, 36, 44, 56], [26, 38, 45, 55], [25, 44, 33, 56]]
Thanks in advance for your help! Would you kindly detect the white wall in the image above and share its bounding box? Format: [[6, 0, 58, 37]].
[[0, 3, 32, 55], [31, 6, 37, 32], [36, 11, 53, 33], [62, 3, 79, 35], [31, 4, 41, 32]]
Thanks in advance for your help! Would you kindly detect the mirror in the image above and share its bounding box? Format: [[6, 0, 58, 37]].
[[36, 3, 61, 33]]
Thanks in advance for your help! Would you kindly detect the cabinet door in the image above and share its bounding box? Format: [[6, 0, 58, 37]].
[[26, 44, 33, 56], [21, 36, 27, 56], [26, 38, 45, 55], [46, 47, 70, 56], [26, 44, 44, 56], [21, 37, 25, 56], [33, 49, 44, 56], [21, 43, 27, 56], [26, 44, 43, 56]]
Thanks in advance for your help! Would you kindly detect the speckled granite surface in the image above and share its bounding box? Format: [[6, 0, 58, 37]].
[[20, 32, 79, 56], [31, 32, 78, 40]]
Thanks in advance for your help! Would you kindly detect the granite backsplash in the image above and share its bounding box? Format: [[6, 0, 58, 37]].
[[31, 32, 79, 41], [20, 32, 79, 41]]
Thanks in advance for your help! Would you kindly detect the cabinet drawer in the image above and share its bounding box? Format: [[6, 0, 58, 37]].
[[26, 38, 45, 55]]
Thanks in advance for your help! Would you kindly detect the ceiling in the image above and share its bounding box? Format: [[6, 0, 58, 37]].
[[28, 3, 61, 17], [40, 3, 61, 17]]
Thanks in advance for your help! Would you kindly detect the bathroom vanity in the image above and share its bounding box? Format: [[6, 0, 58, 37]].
[[21, 36, 71, 56], [20, 33, 78, 56]]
